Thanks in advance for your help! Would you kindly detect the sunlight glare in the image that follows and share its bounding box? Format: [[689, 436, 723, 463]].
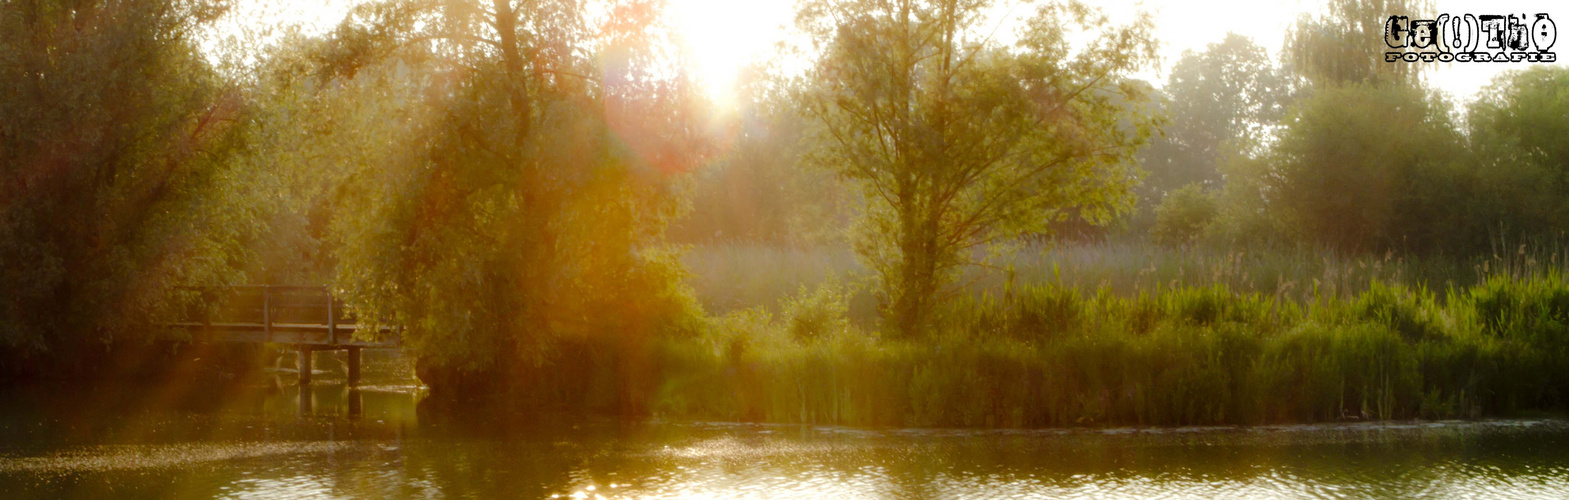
[[667, 0, 794, 109], [209, 0, 1566, 107]]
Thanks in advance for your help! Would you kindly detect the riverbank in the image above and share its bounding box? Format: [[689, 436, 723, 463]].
[[460, 273, 1569, 428], [8, 246, 1569, 430]]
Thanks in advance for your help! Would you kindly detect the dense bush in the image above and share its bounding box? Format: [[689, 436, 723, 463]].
[[1152, 184, 1218, 246]]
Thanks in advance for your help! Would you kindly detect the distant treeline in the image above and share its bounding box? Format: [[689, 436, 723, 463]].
[[677, 33, 1569, 257]]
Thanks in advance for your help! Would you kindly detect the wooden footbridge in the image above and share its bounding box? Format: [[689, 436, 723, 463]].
[[167, 286, 399, 386]]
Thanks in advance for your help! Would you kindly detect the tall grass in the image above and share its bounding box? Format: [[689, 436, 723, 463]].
[[629, 274, 1569, 427], [622, 240, 1569, 428], [686, 238, 1569, 318]]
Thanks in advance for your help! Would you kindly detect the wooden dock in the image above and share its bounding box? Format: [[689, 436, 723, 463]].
[[166, 285, 399, 386]]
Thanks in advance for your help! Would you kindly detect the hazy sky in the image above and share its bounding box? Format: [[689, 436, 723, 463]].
[[660, 0, 1565, 106], [222, 0, 1565, 107]]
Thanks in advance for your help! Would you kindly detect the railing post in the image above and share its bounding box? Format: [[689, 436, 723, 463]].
[[264, 286, 274, 343], [327, 288, 337, 346]]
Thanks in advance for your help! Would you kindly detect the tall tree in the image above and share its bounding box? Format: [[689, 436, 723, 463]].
[[0, 0, 247, 366], [302, 0, 709, 395], [1265, 84, 1467, 252], [1469, 67, 1569, 192], [1462, 66, 1569, 244], [798, 0, 1158, 336], [1284, 0, 1433, 87], [1140, 33, 1290, 200], [675, 72, 852, 247]]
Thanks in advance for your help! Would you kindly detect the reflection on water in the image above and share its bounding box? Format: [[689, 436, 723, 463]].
[[1, 367, 1568, 499]]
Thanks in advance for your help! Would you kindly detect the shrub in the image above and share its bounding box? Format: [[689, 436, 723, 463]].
[[1152, 183, 1218, 246], [1260, 322, 1418, 421], [1351, 282, 1443, 343], [781, 281, 854, 342]]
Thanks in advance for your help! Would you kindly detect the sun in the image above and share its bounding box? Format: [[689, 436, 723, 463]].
[[666, 0, 795, 109]]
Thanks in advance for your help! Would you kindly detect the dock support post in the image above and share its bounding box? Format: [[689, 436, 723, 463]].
[[264, 286, 273, 343], [297, 344, 313, 385], [346, 346, 361, 386], [347, 387, 362, 418], [298, 385, 313, 416]]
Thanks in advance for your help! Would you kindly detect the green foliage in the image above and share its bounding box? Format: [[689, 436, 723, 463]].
[[1463, 66, 1569, 240], [1284, 0, 1432, 87], [1151, 184, 1217, 246], [799, 0, 1160, 336], [1465, 276, 1569, 347], [640, 275, 1569, 427], [297, 0, 711, 381], [1265, 83, 1467, 252], [782, 281, 854, 342], [1259, 322, 1419, 421], [1010, 286, 1084, 340], [1139, 33, 1291, 202], [1469, 67, 1569, 188], [0, 0, 249, 364], [1349, 282, 1442, 343], [673, 90, 851, 247]]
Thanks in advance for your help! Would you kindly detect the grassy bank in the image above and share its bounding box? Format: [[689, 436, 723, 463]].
[[636, 275, 1569, 427], [589, 242, 1565, 427]]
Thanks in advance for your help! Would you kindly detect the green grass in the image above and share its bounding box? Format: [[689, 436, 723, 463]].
[[622, 274, 1569, 427], [590, 240, 1569, 428], [685, 239, 1569, 318]]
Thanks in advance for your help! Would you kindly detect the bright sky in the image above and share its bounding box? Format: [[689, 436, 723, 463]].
[[220, 0, 1565, 107]]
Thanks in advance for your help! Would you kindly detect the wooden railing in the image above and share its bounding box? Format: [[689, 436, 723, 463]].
[[170, 285, 398, 348]]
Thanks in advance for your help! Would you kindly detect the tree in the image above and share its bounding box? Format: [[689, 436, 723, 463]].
[[0, 0, 249, 368], [1284, 0, 1433, 88], [1140, 33, 1290, 201], [674, 71, 853, 247], [1462, 66, 1569, 245], [1469, 66, 1569, 192], [1265, 84, 1467, 252], [300, 0, 708, 398], [798, 0, 1158, 336]]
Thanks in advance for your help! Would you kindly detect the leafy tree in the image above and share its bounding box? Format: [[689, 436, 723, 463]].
[[298, 0, 708, 395], [1264, 84, 1467, 252], [1284, 0, 1433, 88], [1251, 0, 1466, 253], [1469, 66, 1569, 195], [0, 0, 249, 366], [1206, 152, 1288, 247], [1453, 66, 1569, 247], [798, 0, 1159, 336], [1140, 33, 1290, 201]]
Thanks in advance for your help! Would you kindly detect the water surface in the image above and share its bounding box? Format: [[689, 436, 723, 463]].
[[2, 362, 1568, 499]]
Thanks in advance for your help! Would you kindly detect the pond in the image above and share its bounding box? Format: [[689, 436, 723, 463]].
[[2, 356, 1568, 499]]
